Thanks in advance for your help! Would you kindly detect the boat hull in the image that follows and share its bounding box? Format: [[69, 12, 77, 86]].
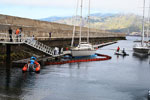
[[22, 63, 40, 72], [133, 47, 150, 55], [114, 51, 129, 56], [71, 49, 96, 57]]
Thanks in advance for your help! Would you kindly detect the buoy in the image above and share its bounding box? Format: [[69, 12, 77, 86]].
[[35, 65, 40, 72], [22, 64, 28, 72]]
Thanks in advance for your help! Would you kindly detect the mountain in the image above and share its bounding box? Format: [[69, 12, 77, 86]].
[[40, 13, 144, 34], [40, 16, 70, 22], [90, 13, 117, 18]]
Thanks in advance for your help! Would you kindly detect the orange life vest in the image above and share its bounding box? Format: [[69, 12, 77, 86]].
[[16, 29, 20, 35]]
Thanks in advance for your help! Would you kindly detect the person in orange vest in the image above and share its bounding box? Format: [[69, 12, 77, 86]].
[[15, 28, 20, 42], [117, 46, 120, 52]]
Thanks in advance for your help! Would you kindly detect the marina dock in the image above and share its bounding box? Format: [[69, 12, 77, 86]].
[[12, 41, 117, 67]]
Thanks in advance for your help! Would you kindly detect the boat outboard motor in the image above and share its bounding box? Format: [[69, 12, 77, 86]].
[[28, 64, 35, 72], [28, 58, 35, 71]]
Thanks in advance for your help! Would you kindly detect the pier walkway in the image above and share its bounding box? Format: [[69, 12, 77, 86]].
[[0, 33, 70, 57]]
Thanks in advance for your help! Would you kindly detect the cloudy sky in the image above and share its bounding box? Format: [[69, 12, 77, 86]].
[[0, 0, 149, 19]]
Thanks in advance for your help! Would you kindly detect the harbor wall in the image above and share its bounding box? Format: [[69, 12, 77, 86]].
[[0, 14, 125, 40]]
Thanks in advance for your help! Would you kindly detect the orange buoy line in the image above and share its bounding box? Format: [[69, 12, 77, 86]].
[[45, 53, 111, 65]]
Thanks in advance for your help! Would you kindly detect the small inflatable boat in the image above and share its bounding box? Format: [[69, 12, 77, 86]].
[[114, 51, 129, 56], [22, 61, 40, 73]]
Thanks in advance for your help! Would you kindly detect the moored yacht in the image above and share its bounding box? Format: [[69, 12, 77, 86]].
[[133, 44, 150, 55], [71, 0, 96, 57], [133, 0, 150, 55], [71, 42, 96, 57]]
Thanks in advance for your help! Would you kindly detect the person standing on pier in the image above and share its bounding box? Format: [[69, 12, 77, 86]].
[[8, 27, 13, 42], [31, 35, 36, 45], [15, 28, 20, 42], [19, 27, 22, 42], [49, 32, 51, 40], [61, 48, 63, 54]]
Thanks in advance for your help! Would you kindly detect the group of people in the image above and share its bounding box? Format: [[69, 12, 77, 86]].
[[116, 46, 127, 55], [8, 28, 52, 42], [54, 47, 63, 55], [8, 27, 22, 42]]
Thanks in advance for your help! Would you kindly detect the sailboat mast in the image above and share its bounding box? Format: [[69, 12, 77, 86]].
[[146, 0, 150, 41], [71, 0, 79, 47], [142, 0, 145, 46], [87, 0, 90, 43], [79, 0, 83, 44]]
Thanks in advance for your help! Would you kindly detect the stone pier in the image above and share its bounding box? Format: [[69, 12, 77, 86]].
[[0, 14, 125, 41]]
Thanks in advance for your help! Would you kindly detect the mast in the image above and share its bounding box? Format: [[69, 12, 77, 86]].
[[79, 0, 83, 44], [71, 0, 79, 47], [141, 0, 145, 46], [87, 0, 90, 43], [146, 0, 150, 41]]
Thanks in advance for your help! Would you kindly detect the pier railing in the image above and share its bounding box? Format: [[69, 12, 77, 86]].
[[0, 33, 26, 43], [0, 33, 56, 56]]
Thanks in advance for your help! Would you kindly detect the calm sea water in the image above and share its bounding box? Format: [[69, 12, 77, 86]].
[[0, 36, 150, 100]]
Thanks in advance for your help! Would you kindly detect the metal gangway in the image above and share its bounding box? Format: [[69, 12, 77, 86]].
[[24, 37, 54, 56], [0, 33, 56, 56]]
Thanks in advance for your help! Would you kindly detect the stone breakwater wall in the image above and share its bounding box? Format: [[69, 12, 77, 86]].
[[0, 14, 125, 40]]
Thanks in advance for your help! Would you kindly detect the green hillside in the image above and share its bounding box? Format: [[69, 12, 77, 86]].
[[54, 14, 143, 34]]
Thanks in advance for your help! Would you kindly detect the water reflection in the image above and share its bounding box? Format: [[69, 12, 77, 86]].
[[133, 53, 149, 62], [0, 60, 41, 100], [116, 54, 128, 59]]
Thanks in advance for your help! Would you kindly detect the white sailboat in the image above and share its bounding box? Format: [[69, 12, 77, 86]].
[[133, 0, 150, 55], [71, 0, 96, 57]]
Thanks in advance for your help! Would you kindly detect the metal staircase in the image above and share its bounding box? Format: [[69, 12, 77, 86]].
[[0, 33, 55, 56], [24, 37, 54, 56], [0, 33, 71, 57]]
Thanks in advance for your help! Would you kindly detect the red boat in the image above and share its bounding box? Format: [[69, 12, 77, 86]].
[[22, 61, 40, 73]]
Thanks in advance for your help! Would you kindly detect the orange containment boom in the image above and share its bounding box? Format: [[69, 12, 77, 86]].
[[45, 53, 111, 65]]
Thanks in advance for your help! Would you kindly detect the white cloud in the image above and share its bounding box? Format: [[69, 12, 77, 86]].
[[91, 0, 139, 13], [0, 0, 147, 13], [0, 0, 149, 18], [0, 0, 76, 8]]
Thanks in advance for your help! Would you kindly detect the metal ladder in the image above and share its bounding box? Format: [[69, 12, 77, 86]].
[[24, 37, 54, 56]]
